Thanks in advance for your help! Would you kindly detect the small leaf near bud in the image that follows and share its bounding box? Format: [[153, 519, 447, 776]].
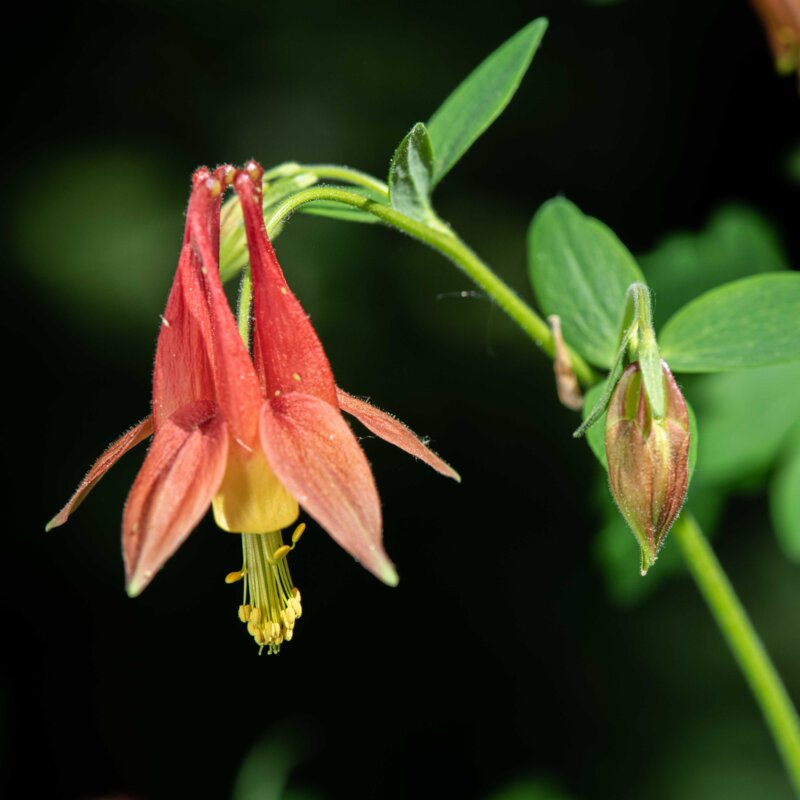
[[605, 360, 690, 575]]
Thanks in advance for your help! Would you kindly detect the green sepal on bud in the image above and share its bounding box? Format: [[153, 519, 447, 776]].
[[605, 360, 690, 575]]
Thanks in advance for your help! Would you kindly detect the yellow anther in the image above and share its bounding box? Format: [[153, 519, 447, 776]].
[[290, 597, 303, 618], [272, 545, 291, 562], [284, 628, 294, 642], [292, 373, 302, 382], [291, 523, 306, 544], [232, 532, 303, 654], [225, 569, 245, 584], [222, 164, 236, 185]]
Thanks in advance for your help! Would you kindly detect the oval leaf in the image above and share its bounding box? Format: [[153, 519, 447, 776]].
[[660, 273, 800, 372], [388, 122, 436, 222], [528, 197, 645, 368], [427, 18, 547, 185]]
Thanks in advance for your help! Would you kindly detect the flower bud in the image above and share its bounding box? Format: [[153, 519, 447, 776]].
[[605, 360, 690, 575]]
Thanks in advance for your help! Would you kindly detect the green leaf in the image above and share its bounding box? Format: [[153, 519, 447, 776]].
[[388, 122, 436, 222], [582, 382, 608, 468], [660, 273, 800, 371], [691, 363, 800, 486], [427, 18, 547, 185], [640, 205, 788, 327], [528, 197, 645, 368], [770, 430, 800, 561]]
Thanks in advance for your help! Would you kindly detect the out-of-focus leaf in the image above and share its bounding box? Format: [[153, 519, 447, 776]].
[[231, 721, 321, 800], [427, 18, 547, 185], [770, 428, 800, 561], [691, 363, 800, 486], [389, 122, 436, 222], [640, 205, 788, 327], [660, 274, 800, 372], [787, 144, 800, 183], [528, 198, 644, 368], [14, 150, 182, 338], [485, 777, 576, 800]]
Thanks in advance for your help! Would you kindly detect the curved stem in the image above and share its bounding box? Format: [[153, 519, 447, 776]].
[[674, 513, 800, 796], [264, 162, 389, 198], [265, 185, 596, 386]]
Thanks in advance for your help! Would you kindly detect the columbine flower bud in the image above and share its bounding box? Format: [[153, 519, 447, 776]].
[[605, 360, 690, 575]]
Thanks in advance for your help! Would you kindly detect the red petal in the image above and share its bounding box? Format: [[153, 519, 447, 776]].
[[337, 389, 460, 482], [46, 417, 154, 531], [123, 401, 228, 596], [152, 202, 216, 430], [234, 169, 338, 407], [260, 393, 397, 586], [187, 175, 264, 447]]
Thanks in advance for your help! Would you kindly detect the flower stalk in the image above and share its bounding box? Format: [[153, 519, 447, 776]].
[[674, 514, 800, 796]]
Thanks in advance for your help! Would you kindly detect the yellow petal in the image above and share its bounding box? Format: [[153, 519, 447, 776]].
[[212, 449, 298, 533]]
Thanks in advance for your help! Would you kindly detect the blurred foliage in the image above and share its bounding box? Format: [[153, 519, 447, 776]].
[[231, 721, 323, 800], [14, 150, 183, 340], [787, 144, 800, 183], [770, 423, 800, 560], [640, 205, 788, 327], [485, 777, 576, 800], [691, 363, 800, 487]]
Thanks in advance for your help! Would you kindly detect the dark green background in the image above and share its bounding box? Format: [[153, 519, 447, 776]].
[[4, 1, 799, 798]]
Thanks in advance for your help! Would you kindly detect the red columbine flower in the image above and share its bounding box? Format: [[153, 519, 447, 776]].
[[48, 161, 458, 652]]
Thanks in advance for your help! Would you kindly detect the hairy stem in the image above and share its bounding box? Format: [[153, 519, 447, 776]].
[[264, 162, 389, 198], [674, 514, 800, 796]]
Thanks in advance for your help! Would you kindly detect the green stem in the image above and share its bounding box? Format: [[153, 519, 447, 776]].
[[264, 185, 596, 386], [264, 162, 389, 198], [674, 513, 800, 796]]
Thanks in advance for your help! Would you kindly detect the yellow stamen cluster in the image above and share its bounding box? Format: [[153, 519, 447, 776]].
[[226, 525, 305, 654]]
